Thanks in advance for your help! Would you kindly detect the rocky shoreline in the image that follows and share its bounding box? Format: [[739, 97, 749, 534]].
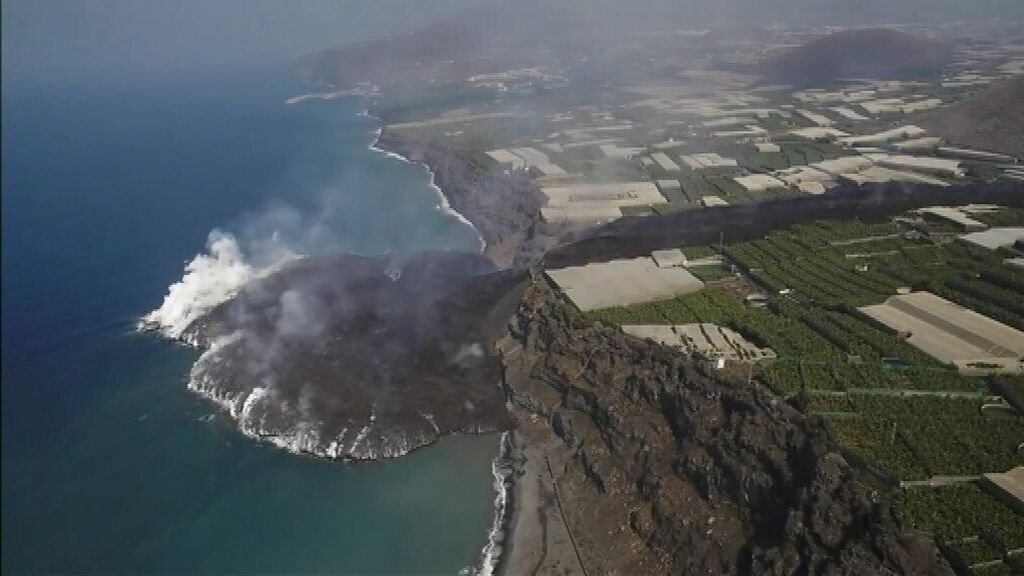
[[175, 252, 526, 462], [374, 129, 553, 270]]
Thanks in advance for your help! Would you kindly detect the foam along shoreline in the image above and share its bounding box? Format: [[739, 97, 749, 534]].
[[285, 85, 379, 106], [472, 431, 514, 576], [365, 116, 487, 253], [152, 248, 519, 463], [285, 90, 348, 105], [186, 333, 453, 460]]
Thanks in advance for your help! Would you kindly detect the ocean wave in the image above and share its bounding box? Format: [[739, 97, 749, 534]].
[[473, 431, 513, 576]]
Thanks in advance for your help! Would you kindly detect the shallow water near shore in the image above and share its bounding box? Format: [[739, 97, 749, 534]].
[[2, 66, 495, 573]]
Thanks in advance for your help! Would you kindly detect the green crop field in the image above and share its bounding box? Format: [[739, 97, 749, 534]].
[[686, 264, 733, 282], [586, 209, 1024, 489], [680, 245, 718, 260], [896, 484, 1024, 556], [721, 219, 1024, 329], [824, 394, 1023, 479]]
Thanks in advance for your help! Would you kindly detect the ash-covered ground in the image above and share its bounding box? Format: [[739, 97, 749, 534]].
[[179, 252, 527, 459]]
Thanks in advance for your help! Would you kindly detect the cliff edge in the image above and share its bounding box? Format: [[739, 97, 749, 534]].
[[376, 130, 552, 269], [496, 275, 952, 575]]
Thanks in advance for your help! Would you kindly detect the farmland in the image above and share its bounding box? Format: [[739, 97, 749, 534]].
[[644, 139, 849, 207], [718, 218, 1024, 331], [896, 484, 1024, 575], [588, 285, 991, 394], [826, 394, 1022, 480], [584, 208, 1024, 573], [588, 210, 1024, 389], [722, 140, 849, 173]]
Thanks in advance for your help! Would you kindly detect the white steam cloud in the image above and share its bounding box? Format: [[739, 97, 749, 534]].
[[140, 201, 348, 341], [140, 230, 260, 340]]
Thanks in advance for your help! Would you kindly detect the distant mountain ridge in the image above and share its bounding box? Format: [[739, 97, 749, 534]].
[[296, 3, 573, 88], [299, 4, 977, 89], [914, 76, 1024, 158], [761, 28, 952, 86]]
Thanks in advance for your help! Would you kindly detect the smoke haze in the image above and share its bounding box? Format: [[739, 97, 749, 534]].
[[6, 0, 1023, 82]]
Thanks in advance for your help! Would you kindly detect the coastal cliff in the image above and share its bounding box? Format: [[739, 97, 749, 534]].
[[495, 275, 952, 575], [375, 130, 551, 269]]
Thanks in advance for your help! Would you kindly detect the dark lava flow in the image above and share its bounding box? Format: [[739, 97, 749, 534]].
[[182, 252, 527, 459], [546, 180, 1024, 267]]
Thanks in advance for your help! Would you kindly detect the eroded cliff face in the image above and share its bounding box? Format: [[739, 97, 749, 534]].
[[498, 275, 952, 575], [376, 131, 553, 269]]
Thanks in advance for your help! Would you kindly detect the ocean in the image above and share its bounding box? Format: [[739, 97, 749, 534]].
[[1, 66, 498, 574]]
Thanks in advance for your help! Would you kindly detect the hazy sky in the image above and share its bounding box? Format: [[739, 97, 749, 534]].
[[4, 0, 1022, 81], [1, 0, 491, 78]]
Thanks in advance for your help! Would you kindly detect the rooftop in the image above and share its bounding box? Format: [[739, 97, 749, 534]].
[[859, 291, 1024, 371], [960, 227, 1024, 250], [546, 257, 705, 311]]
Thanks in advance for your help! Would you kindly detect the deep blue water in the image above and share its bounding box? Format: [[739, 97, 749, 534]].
[[1, 67, 494, 574]]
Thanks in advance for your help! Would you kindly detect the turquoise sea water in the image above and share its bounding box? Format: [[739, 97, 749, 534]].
[[1, 67, 495, 574]]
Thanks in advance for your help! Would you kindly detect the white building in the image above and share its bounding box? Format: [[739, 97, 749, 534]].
[[795, 109, 835, 126], [733, 174, 786, 192], [651, 152, 681, 172], [679, 153, 738, 169], [840, 125, 927, 147], [874, 155, 963, 178], [960, 228, 1024, 251]]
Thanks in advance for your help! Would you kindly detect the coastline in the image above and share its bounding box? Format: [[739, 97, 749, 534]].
[[186, 338, 460, 460], [364, 113, 547, 574], [140, 101, 507, 463], [473, 431, 514, 576], [368, 121, 550, 271], [182, 329, 505, 461], [365, 116, 487, 254], [366, 110, 538, 576], [494, 421, 588, 576], [141, 95, 519, 575]]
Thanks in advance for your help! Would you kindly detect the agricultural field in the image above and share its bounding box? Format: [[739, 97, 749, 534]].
[[895, 483, 1024, 575], [824, 394, 1023, 480], [972, 207, 1024, 228], [686, 263, 733, 282], [722, 218, 1024, 329], [680, 245, 719, 260], [720, 140, 849, 173], [663, 169, 788, 206], [586, 209, 1024, 487], [992, 375, 1024, 413], [588, 287, 987, 394]]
